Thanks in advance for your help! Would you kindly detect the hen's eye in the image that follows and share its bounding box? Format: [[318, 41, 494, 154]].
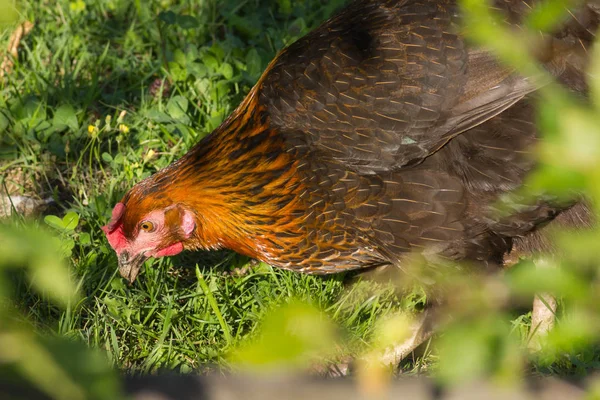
[[140, 221, 155, 232]]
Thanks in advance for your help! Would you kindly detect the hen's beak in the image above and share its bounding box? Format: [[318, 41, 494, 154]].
[[118, 251, 148, 284]]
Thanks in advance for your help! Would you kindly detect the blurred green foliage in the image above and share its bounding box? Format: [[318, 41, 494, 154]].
[[0, 0, 599, 398], [0, 0, 17, 28], [0, 223, 121, 399], [231, 301, 339, 371]]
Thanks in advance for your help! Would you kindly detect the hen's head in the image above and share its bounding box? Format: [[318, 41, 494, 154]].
[[101, 196, 196, 283]]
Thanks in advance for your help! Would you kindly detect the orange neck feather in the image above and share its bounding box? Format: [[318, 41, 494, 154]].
[[126, 94, 307, 263]]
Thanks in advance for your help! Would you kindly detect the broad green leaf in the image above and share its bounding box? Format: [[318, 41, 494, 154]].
[[62, 212, 80, 231], [207, 109, 227, 131], [13, 96, 47, 124], [220, 62, 233, 80], [158, 10, 176, 25], [177, 15, 198, 29], [166, 96, 189, 123], [210, 44, 225, 62], [78, 232, 91, 245], [144, 109, 171, 123], [173, 49, 186, 66], [202, 54, 219, 72], [168, 62, 187, 81], [246, 48, 262, 79], [187, 62, 208, 78], [53, 105, 79, 131], [44, 215, 65, 230]]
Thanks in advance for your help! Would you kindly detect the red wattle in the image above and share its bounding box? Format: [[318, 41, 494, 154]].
[[102, 224, 128, 252], [153, 242, 184, 257]]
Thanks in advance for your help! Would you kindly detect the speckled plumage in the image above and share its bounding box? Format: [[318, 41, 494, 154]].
[[105, 0, 599, 281]]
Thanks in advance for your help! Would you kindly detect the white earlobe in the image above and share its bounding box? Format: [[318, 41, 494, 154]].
[[181, 210, 196, 238]]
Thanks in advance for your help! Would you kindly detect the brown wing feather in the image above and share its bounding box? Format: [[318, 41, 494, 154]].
[[258, 0, 537, 172]]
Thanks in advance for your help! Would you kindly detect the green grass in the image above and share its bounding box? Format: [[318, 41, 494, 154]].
[[0, 0, 421, 375], [1, 0, 599, 392]]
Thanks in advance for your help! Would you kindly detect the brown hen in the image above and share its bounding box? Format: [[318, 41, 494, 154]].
[[103, 0, 598, 283]]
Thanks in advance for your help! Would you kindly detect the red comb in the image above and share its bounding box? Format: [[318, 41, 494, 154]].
[[103, 202, 125, 233]]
